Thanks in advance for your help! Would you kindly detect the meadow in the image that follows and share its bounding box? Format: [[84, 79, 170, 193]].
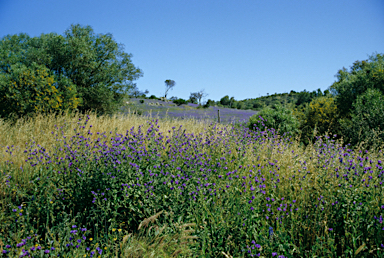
[[0, 108, 383, 257], [124, 98, 258, 124]]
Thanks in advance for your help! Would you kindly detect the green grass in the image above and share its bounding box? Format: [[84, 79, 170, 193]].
[[0, 110, 383, 257]]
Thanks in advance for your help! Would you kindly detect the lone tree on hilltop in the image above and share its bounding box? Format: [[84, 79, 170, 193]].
[[164, 79, 175, 99]]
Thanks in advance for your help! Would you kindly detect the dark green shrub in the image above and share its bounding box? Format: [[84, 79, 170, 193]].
[[173, 98, 187, 106], [203, 99, 214, 108], [252, 101, 264, 110], [149, 95, 157, 99], [220, 95, 230, 106], [248, 104, 300, 136], [343, 88, 384, 148], [330, 53, 384, 117], [139, 99, 144, 104]]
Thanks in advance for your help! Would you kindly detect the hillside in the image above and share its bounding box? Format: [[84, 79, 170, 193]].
[[121, 98, 259, 124]]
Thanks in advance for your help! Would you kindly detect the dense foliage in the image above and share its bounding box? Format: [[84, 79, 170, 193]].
[[0, 24, 143, 118], [295, 96, 340, 145], [248, 104, 300, 137], [343, 88, 384, 148], [1, 112, 383, 257], [244, 53, 384, 148], [173, 98, 188, 106], [0, 62, 80, 119], [218, 91, 300, 111], [330, 53, 384, 118]]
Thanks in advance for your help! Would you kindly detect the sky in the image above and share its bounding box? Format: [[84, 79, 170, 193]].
[[1, 0, 383, 102]]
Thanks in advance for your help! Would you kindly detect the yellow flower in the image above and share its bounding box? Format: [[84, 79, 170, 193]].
[[113, 238, 117, 241], [112, 228, 116, 232], [118, 229, 122, 232], [50, 201, 53, 204], [104, 247, 107, 250], [89, 238, 93, 241]]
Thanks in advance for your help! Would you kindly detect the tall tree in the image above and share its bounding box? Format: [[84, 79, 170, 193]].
[[346, 88, 384, 147], [0, 24, 143, 116], [220, 95, 230, 106], [164, 79, 175, 99], [330, 53, 384, 118], [189, 93, 198, 104], [190, 89, 208, 105]]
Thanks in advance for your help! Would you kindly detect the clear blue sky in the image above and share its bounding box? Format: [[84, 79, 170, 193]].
[[1, 0, 383, 101]]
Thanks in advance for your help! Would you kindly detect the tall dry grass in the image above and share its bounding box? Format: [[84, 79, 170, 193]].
[[0, 110, 226, 187], [1, 109, 383, 256]]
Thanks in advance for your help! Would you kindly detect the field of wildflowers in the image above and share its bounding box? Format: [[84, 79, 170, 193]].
[[0, 109, 383, 257], [124, 98, 258, 124]]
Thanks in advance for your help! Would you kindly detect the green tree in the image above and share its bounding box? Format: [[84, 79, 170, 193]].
[[203, 99, 215, 108], [190, 89, 208, 105], [0, 24, 143, 116], [173, 98, 188, 106], [220, 95, 230, 106], [248, 104, 300, 136], [189, 92, 198, 104], [344, 88, 384, 148], [330, 53, 384, 118], [0, 62, 80, 119], [164, 79, 175, 99], [295, 88, 324, 107]]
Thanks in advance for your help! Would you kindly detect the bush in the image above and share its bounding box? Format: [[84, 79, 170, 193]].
[[149, 95, 157, 99], [297, 96, 340, 145], [330, 53, 384, 117], [203, 99, 215, 108], [252, 101, 264, 110], [343, 88, 384, 148], [248, 104, 300, 136], [173, 98, 187, 106], [220, 95, 230, 106], [0, 62, 80, 120], [139, 99, 144, 104]]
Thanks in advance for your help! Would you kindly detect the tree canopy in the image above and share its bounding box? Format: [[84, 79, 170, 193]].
[[330, 53, 384, 118], [190, 89, 208, 105], [0, 24, 143, 118], [164, 79, 175, 99]]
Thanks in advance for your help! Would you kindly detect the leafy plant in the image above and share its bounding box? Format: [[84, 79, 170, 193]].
[[248, 104, 300, 136], [343, 88, 384, 148], [0, 62, 80, 120], [330, 53, 384, 118], [296, 96, 340, 145], [0, 24, 143, 117], [173, 98, 188, 106]]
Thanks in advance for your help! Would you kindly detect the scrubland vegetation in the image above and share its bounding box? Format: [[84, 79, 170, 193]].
[[1, 24, 384, 257], [1, 110, 384, 257]]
